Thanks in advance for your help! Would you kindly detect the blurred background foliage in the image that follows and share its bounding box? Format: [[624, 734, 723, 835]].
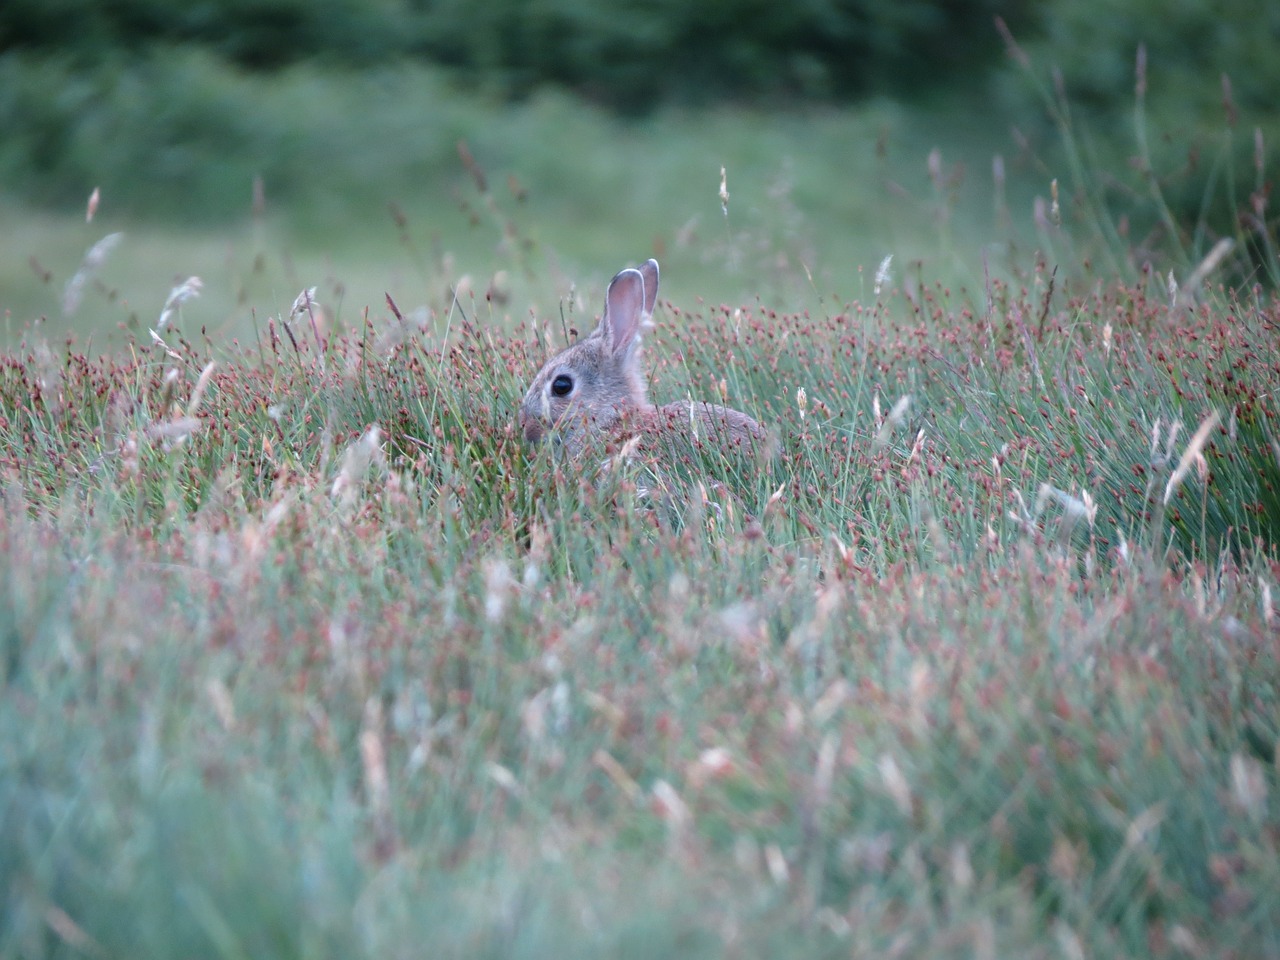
[[0, 0, 1276, 336], [0, 0, 1031, 219], [992, 0, 1280, 280], [1, 0, 1275, 225], [1, 0, 1022, 105]]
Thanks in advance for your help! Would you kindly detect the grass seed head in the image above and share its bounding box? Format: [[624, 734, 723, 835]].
[[1055, 921, 1086, 960], [1036, 484, 1097, 527], [146, 417, 202, 447], [874, 255, 893, 297], [483, 557, 515, 623], [187, 361, 217, 416], [331, 425, 385, 502], [1229, 753, 1268, 820], [877, 753, 913, 817], [689, 747, 735, 789], [63, 232, 124, 315], [949, 843, 974, 893], [1169, 927, 1204, 957], [1033, 196, 1049, 231], [206, 678, 236, 732], [1163, 410, 1221, 505], [874, 394, 912, 446], [156, 276, 203, 331], [486, 763, 523, 797], [764, 843, 789, 885]]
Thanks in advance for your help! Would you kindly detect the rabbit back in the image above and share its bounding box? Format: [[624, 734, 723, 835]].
[[631, 400, 765, 450]]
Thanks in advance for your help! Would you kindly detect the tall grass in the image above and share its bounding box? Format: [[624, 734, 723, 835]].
[[2, 45, 1279, 959], [0, 64, 1031, 346], [995, 18, 1280, 291], [2, 213, 1278, 956]]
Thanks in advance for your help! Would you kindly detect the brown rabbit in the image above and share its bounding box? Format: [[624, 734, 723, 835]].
[[519, 259, 765, 458]]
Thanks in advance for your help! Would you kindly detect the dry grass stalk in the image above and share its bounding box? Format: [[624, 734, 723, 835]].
[[877, 753, 913, 817], [1178, 238, 1235, 306], [145, 417, 202, 444], [874, 255, 893, 297], [63, 232, 124, 316], [331, 425, 385, 503], [1036, 484, 1097, 527], [186, 361, 217, 416], [1229, 753, 1267, 819], [650, 779, 691, 834], [593, 749, 641, 802], [156, 276, 203, 332], [206, 677, 236, 732], [764, 843, 790, 885], [1163, 410, 1221, 504], [874, 394, 912, 447], [44, 905, 106, 959], [360, 698, 397, 860]]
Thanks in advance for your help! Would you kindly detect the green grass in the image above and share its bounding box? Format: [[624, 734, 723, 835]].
[[2, 211, 1279, 957], [2, 73, 1038, 352], [3, 62, 1280, 959]]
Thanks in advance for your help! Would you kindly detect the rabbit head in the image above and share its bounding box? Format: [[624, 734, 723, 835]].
[[519, 259, 659, 454]]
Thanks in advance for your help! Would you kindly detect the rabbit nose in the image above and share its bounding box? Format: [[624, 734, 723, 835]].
[[520, 413, 544, 444]]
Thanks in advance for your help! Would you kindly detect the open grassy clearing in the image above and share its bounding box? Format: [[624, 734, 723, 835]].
[[4, 6, 1280, 951], [2, 86, 1039, 352], [2, 207, 1278, 957]]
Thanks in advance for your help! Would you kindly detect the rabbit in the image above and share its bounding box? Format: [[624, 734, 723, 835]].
[[519, 259, 765, 459]]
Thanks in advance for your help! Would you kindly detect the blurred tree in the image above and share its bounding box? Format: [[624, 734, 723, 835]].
[[0, 0, 1034, 106], [408, 0, 1031, 109], [996, 0, 1279, 280], [0, 0, 414, 67]]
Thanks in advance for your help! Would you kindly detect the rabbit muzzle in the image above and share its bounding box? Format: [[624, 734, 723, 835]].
[[519, 411, 545, 445]]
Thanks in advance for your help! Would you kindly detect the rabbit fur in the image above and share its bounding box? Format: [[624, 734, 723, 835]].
[[519, 259, 764, 458]]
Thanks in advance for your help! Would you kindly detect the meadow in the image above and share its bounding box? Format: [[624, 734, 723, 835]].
[[3, 48, 1280, 960], [1, 82, 1018, 353]]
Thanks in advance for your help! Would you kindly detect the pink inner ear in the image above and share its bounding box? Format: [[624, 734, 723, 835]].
[[639, 259, 659, 316], [603, 269, 646, 357]]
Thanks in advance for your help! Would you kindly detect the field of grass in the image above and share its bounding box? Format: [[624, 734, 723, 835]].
[[3, 180, 1279, 957], [2, 81, 1043, 354], [2, 62, 1280, 958]]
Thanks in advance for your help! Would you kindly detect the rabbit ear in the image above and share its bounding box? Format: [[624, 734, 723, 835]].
[[600, 267, 646, 358], [638, 259, 659, 316]]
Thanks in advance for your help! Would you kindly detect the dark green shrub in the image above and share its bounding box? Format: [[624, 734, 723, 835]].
[[410, 0, 1031, 109], [1, 0, 1034, 107], [996, 1, 1280, 284], [0, 0, 414, 68], [0, 51, 472, 220], [0, 0, 1035, 220]]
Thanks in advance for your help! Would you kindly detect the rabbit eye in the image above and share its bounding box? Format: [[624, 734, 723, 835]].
[[551, 374, 574, 397]]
